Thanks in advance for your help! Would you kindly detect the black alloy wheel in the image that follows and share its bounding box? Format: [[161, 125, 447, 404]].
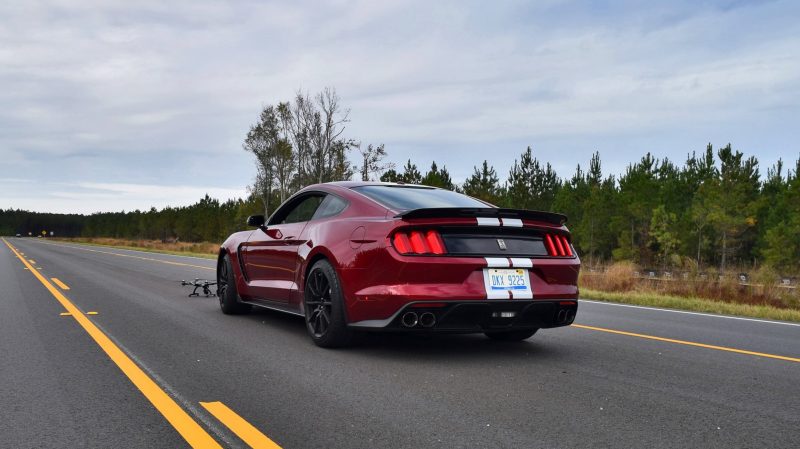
[[304, 260, 353, 348], [217, 254, 251, 315], [305, 269, 333, 337]]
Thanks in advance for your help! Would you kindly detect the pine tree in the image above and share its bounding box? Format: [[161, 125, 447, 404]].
[[462, 161, 502, 204], [421, 161, 455, 190], [704, 144, 760, 272]]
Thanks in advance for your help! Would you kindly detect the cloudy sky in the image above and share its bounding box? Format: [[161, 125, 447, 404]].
[[2, 0, 798, 213]]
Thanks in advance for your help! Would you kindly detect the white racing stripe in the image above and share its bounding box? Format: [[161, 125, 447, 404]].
[[580, 299, 800, 327], [509, 258, 533, 268], [501, 218, 523, 227], [484, 257, 511, 268], [476, 217, 501, 227]]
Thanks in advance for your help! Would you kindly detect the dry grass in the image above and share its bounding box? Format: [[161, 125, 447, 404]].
[[581, 288, 800, 323], [581, 262, 799, 311], [53, 237, 218, 259]]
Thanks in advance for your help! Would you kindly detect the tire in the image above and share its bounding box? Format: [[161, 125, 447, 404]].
[[217, 254, 251, 315], [484, 329, 538, 341], [303, 259, 353, 348]]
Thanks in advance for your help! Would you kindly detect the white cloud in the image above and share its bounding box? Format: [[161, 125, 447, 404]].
[[1, 0, 798, 212]]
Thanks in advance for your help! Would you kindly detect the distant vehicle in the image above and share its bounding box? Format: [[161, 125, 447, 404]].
[[217, 182, 580, 347], [15, 233, 21, 237]]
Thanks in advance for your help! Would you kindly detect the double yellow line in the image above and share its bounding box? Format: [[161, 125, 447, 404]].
[[3, 239, 281, 448]]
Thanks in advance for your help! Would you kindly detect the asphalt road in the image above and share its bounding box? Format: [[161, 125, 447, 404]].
[[2, 237, 799, 449]]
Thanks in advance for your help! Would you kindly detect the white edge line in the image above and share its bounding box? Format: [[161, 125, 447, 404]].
[[580, 299, 800, 327]]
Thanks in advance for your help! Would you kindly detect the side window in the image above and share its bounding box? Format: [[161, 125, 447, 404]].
[[312, 195, 348, 220], [272, 195, 325, 225]]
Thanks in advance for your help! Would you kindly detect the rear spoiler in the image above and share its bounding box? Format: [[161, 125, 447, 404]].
[[394, 207, 567, 226]]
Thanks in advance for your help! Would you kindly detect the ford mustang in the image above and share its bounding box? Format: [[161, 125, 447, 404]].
[[217, 182, 580, 347]]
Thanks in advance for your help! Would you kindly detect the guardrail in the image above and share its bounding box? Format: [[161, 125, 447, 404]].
[[582, 268, 798, 290]]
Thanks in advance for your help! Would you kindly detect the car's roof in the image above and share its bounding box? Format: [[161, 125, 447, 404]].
[[315, 181, 438, 189]]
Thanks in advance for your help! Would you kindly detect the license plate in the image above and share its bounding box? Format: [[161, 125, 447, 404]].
[[483, 268, 532, 299]]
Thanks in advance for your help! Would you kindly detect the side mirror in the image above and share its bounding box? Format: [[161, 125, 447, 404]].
[[246, 215, 266, 228]]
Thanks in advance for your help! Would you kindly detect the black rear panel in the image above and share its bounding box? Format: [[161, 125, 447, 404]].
[[439, 227, 550, 257]]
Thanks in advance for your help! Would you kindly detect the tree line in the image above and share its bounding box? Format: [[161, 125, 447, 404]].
[[0, 195, 262, 244], [3, 143, 798, 275], [2, 87, 798, 274], [375, 145, 799, 274]]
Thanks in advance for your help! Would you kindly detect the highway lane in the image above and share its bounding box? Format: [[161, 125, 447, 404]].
[[2, 237, 799, 449]]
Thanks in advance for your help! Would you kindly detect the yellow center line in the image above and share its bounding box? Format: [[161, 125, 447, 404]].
[[51, 277, 70, 290], [35, 240, 214, 271], [201, 401, 282, 449], [572, 324, 800, 363], [2, 238, 223, 448]]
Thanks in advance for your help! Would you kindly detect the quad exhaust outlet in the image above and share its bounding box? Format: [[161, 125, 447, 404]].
[[556, 308, 576, 325], [419, 312, 436, 328], [401, 312, 419, 328], [400, 311, 437, 328]]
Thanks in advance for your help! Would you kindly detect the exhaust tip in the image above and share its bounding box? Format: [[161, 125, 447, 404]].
[[401, 312, 419, 328], [419, 312, 436, 328], [557, 309, 568, 323]]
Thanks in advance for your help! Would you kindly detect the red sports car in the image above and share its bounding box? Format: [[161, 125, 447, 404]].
[[217, 182, 580, 347]]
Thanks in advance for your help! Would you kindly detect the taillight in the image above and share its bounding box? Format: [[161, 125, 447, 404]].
[[392, 233, 412, 253], [544, 233, 573, 257], [544, 234, 557, 256], [409, 231, 430, 254], [392, 230, 447, 255], [560, 235, 573, 256]]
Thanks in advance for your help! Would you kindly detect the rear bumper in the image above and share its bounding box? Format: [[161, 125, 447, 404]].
[[348, 299, 577, 333]]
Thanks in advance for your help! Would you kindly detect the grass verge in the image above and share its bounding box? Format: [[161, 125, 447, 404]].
[[581, 288, 800, 323]]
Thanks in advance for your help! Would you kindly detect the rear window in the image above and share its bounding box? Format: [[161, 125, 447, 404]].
[[312, 194, 348, 220], [352, 185, 489, 211]]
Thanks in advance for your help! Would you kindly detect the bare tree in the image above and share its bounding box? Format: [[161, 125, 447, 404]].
[[243, 111, 276, 215], [273, 138, 295, 203], [244, 88, 358, 206], [290, 93, 316, 186], [357, 143, 393, 181], [327, 139, 355, 181]]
